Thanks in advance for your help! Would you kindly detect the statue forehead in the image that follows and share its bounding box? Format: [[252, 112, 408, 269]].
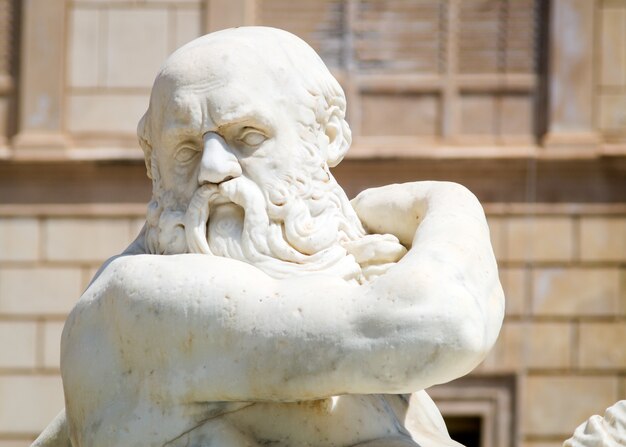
[[150, 28, 316, 131], [164, 79, 276, 121], [156, 27, 314, 95], [155, 85, 279, 150]]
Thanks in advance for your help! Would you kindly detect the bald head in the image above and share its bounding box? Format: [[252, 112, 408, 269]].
[[159, 27, 338, 95]]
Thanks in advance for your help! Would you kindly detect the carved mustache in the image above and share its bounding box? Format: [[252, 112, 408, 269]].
[[183, 177, 269, 255], [184, 183, 218, 254]]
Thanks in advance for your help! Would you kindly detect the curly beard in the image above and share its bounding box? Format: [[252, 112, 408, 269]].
[[144, 146, 368, 282]]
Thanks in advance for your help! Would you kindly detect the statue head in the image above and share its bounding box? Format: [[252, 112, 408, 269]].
[[137, 27, 368, 281]]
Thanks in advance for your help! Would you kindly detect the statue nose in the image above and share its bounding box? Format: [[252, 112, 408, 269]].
[[199, 132, 242, 184]]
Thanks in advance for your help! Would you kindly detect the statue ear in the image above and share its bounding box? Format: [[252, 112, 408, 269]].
[[325, 108, 352, 168], [137, 112, 154, 179]]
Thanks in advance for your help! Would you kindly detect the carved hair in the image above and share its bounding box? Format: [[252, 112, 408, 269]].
[[564, 400, 626, 447]]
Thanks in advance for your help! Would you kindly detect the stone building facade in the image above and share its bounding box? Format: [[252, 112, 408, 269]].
[[0, 1, 624, 446]]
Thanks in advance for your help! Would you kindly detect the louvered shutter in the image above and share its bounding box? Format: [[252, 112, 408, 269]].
[[353, 0, 445, 74], [504, 0, 537, 74], [257, 0, 345, 69], [0, 0, 16, 147], [458, 0, 538, 74], [0, 0, 14, 81], [255, 0, 543, 144]]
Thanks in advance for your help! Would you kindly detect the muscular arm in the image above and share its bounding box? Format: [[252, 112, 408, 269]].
[[351, 181, 504, 375], [62, 181, 503, 406]]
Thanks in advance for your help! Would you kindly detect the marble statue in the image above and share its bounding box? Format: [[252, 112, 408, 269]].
[[564, 401, 626, 447], [33, 27, 504, 447]]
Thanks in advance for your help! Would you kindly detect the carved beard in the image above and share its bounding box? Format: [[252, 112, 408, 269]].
[[144, 147, 366, 282]]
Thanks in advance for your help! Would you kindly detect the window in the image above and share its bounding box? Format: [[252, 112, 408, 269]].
[[429, 376, 516, 447], [257, 0, 544, 152]]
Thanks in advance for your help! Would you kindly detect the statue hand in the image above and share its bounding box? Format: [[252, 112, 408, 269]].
[[342, 233, 407, 281]]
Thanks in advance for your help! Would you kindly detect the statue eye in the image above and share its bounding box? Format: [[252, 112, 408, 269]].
[[239, 128, 267, 147], [175, 145, 199, 163]]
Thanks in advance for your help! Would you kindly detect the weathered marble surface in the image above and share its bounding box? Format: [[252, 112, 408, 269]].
[[564, 401, 626, 447], [33, 27, 504, 447]]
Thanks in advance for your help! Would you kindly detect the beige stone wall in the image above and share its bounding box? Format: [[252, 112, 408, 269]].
[[0, 206, 624, 445], [478, 208, 626, 446], [0, 210, 145, 446]]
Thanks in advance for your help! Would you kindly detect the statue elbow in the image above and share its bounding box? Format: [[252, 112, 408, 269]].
[[458, 319, 492, 370], [448, 291, 503, 377]]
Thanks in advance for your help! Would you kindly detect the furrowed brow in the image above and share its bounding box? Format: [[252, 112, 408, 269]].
[[163, 123, 201, 147], [213, 110, 273, 133]]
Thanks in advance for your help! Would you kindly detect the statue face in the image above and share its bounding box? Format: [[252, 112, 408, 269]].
[[141, 29, 367, 280], [153, 64, 315, 210]]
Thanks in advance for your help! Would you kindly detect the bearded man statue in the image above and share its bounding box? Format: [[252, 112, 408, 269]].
[[33, 27, 504, 447]]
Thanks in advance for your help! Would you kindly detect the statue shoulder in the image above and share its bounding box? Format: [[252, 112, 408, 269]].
[[79, 253, 276, 312]]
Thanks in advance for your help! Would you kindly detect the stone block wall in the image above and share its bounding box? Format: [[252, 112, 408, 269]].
[[0, 205, 624, 445], [478, 208, 626, 446], [0, 210, 144, 446]]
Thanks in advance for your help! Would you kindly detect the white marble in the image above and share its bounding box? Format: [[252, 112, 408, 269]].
[[564, 401, 626, 447], [33, 27, 504, 447]]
